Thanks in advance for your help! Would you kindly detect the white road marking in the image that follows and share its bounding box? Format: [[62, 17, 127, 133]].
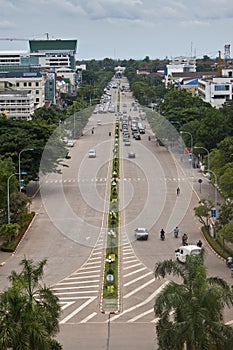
[[59, 301, 75, 310], [53, 285, 99, 290], [124, 272, 152, 287], [127, 308, 154, 322], [60, 297, 96, 324], [80, 312, 97, 323], [123, 262, 142, 270], [109, 281, 170, 322], [124, 279, 155, 298], [124, 267, 147, 276], [57, 280, 99, 285]]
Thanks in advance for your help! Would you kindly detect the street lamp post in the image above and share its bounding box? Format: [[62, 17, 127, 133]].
[[7, 172, 27, 224], [208, 169, 218, 210], [194, 146, 210, 195], [180, 131, 193, 173], [18, 148, 34, 192]]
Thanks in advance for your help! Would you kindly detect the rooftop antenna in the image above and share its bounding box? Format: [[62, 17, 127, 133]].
[[217, 50, 222, 77]]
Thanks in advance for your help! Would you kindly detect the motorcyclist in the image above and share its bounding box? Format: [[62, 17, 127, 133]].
[[182, 233, 188, 246], [174, 226, 179, 238], [160, 229, 165, 241]]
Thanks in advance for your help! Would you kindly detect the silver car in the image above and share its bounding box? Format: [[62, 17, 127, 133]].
[[88, 149, 96, 158], [135, 228, 149, 240]]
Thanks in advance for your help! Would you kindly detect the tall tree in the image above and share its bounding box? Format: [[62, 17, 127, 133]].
[[0, 258, 62, 350], [154, 253, 233, 350]]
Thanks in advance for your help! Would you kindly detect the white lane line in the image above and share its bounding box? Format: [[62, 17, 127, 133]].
[[109, 281, 170, 322], [124, 267, 147, 276], [123, 258, 138, 263], [63, 275, 99, 280], [78, 265, 101, 270], [123, 256, 138, 260], [124, 271, 152, 287], [85, 261, 101, 265], [74, 269, 100, 275], [57, 280, 99, 285], [60, 301, 75, 311], [128, 308, 154, 322], [124, 279, 155, 298], [80, 312, 97, 323], [123, 263, 143, 270], [60, 297, 96, 324], [58, 297, 93, 300], [55, 291, 98, 295], [122, 251, 135, 256], [53, 285, 99, 290]]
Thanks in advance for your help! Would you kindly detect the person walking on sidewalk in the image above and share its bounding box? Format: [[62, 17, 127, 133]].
[[177, 187, 180, 196]]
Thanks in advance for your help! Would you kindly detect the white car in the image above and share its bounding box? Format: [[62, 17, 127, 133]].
[[88, 149, 96, 158], [67, 139, 74, 147], [135, 228, 149, 240], [97, 120, 102, 125]]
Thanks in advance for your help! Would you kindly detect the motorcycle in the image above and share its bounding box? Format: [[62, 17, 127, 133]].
[[160, 229, 165, 241]]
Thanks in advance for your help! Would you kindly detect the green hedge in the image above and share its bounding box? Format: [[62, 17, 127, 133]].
[[202, 226, 233, 259], [102, 121, 120, 302], [1, 212, 35, 252]]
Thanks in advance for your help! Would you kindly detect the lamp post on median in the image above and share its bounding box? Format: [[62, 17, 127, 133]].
[[7, 172, 27, 224], [18, 148, 34, 192]]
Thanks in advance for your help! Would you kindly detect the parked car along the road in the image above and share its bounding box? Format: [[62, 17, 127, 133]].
[[67, 139, 74, 147]]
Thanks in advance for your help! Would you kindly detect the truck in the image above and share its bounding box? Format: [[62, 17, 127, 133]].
[[175, 245, 202, 263]]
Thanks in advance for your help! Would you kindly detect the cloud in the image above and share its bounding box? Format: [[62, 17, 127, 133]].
[[0, 20, 16, 29]]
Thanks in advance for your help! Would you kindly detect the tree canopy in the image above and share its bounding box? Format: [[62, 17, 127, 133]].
[[154, 253, 233, 350]]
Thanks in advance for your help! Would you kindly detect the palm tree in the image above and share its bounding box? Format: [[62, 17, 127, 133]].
[[154, 252, 233, 350], [0, 258, 62, 349]]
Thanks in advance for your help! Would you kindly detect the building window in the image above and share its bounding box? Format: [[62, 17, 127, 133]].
[[16, 82, 19, 87], [24, 82, 27, 87], [215, 85, 229, 91], [36, 82, 39, 87], [36, 98, 40, 103], [36, 90, 39, 94]]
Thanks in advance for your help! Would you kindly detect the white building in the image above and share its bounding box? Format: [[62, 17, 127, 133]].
[[0, 90, 34, 120], [0, 72, 45, 109], [198, 69, 233, 108], [164, 56, 196, 87]]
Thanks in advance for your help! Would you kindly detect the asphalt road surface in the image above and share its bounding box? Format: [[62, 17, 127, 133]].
[[0, 77, 232, 350]]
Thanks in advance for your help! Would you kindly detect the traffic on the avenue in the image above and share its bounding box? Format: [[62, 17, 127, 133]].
[[1, 76, 233, 350]]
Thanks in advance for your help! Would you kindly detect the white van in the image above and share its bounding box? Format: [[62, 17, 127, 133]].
[[175, 245, 202, 263]]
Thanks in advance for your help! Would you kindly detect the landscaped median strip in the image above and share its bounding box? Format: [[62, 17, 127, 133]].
[[100, 119, 121, 314]]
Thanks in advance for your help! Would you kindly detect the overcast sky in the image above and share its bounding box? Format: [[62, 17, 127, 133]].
[[0, 0, 232, 60]]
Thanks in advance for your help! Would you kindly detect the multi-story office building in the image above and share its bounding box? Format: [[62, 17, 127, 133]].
[[0, 71, 45, 110], [198, 69, 233, 108], [28, 39, 77, 70], [0, 90, 34, 120]]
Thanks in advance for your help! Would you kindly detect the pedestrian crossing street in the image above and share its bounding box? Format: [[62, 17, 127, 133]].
[[51, 231, 168, 325], [44, 177, 186, 184]]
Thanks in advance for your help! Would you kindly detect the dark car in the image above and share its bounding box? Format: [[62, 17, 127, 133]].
[[134, 133, 141, 140]]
